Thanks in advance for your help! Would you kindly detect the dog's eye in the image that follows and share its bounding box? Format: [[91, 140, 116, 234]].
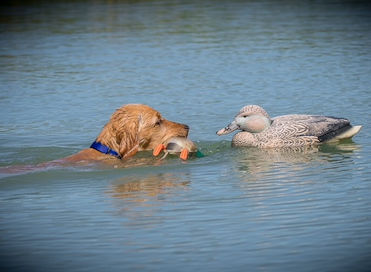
[[154, 120, 162, 127]]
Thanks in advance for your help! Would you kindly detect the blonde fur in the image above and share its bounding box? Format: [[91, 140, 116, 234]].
[[64, 104, 189, 163]]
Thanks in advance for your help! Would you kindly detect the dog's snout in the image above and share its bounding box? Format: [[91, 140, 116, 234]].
[[183, 124, 190, 131]]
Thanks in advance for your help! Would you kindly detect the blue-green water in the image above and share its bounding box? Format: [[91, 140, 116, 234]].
[[1, 1, 371, 271]]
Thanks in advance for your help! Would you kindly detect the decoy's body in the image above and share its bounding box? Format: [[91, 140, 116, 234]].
[[217, 105, 362, 148]]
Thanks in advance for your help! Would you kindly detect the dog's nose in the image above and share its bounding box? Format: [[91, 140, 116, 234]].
[[183, 124, 190, 131]]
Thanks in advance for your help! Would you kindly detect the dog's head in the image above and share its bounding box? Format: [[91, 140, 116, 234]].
[[96, 104, 189, 159]]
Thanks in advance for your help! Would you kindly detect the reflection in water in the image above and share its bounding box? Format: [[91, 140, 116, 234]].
[[319, 140, 362, 154], [233, 141, 360, 181], [106, 172, 190, 227], [108, 172, 190, 202]]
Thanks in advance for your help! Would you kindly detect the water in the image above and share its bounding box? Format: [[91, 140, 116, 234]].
[[1, 0, 371, 271]]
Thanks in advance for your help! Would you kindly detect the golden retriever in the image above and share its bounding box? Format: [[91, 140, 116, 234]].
[[63, 104, 189, 164], [0, 104, 189, 175]]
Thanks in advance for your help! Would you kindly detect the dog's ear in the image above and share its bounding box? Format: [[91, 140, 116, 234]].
[[116, 119, 140, 159], [114, 111, 141, 159], [96, 107, 141, 159]]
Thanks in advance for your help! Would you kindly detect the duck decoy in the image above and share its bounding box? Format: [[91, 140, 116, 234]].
[[153, 137, 203, 160], [217, 105, 362, 148]]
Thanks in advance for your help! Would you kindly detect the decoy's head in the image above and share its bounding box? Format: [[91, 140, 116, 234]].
[[216, 105, 272, 135]]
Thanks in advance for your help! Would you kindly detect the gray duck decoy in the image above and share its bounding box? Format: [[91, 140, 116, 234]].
[[217, 105, 362, 148]]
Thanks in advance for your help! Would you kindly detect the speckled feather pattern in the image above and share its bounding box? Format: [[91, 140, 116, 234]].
[[230, 106, 354, 148]]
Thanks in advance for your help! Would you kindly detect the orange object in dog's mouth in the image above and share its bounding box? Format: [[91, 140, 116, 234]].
[[153, 137, 203, 160]]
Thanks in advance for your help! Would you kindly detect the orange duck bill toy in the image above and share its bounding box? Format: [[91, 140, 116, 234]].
[[153, 137, 204, 160]]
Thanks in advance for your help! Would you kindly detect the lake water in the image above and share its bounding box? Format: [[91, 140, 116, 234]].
[[1, 0, 371, 271]]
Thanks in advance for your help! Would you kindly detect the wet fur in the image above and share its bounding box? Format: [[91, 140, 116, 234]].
[[1, 104, 189, 174], [64, 104, 189, 163]]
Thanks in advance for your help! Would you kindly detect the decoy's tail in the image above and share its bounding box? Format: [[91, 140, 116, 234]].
[[328, 125, 362, 142]]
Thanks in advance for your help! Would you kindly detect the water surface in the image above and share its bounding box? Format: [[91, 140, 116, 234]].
[[1, 1, 371, 271]]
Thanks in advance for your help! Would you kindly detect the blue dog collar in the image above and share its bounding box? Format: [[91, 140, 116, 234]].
[[90, 141, 121, 159]]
